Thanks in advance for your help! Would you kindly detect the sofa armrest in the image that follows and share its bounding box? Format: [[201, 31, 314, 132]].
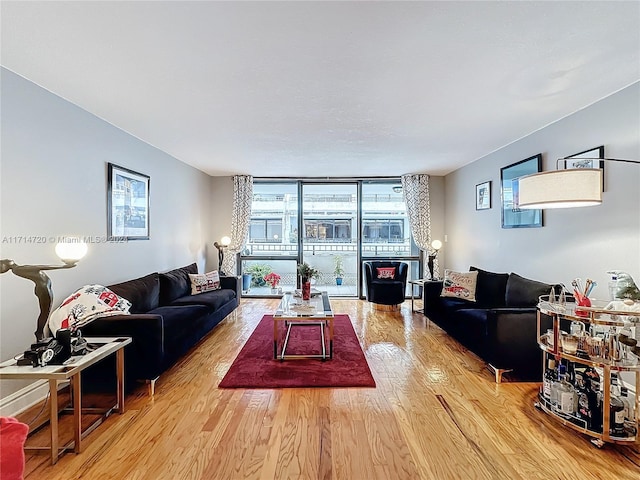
[[486, 308, 552, 380], [220, 275, 241, 300], [423, 280, 444, 314], [81, 314, 164, 380]]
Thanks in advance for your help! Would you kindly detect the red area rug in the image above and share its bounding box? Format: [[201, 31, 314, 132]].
[[219, 314, 376, 388]]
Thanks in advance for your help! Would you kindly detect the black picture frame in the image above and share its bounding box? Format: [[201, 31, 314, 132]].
[[500, 154, 543, 229], [563, 145, 605, 192], [107, 163, 150, 240], [476, 181, 491, 210]]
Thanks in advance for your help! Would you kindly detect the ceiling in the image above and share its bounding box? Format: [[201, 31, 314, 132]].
[[2, 1, 639, 177]]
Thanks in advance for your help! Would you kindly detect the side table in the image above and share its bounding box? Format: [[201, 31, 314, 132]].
[[0, 336, 132, 465]]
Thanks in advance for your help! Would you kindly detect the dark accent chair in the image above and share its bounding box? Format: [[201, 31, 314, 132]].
[[364, 261, 408, 307]]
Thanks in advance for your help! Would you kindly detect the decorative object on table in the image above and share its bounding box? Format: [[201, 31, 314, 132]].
[[518, 152, 639, 209], [264, 272, 281, 293], [500, 154, 543, 228], [606, 270, 640, 302], [475, 181, 491, 210], [427, 239, 442, 280], [0, 238, 87, 343], [333, 255, 345, 285], [297, 262, 319, 300], [107, 163, 150, 240], [214, 236, 231, 275]]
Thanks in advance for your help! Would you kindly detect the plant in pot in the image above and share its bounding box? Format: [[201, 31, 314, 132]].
[[333, 255, 345, 285], [264, 272, 281, 294], [297, 262, 319, 300]]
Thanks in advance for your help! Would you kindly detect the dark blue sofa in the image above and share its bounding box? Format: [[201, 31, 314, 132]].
[[423, 266, 558, 382], [82, 263, 240, 393]]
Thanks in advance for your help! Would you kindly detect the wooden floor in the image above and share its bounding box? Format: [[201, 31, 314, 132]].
[[19, 299, 640, 479]]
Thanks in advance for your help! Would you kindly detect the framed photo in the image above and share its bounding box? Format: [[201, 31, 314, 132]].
[[563, 145, 605, 192], [475, 181, 491, 210], [500, 154, 543, 229], [107, 163, 150, 240]]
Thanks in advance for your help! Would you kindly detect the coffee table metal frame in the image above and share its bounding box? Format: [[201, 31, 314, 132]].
[[273, 291, 334, 361], [0, 336, 131, 464]]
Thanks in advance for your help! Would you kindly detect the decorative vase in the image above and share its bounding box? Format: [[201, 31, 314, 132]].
[[302, 281, 311, 300], [336, 277, 343, 286], [270, 287, 278, 294]]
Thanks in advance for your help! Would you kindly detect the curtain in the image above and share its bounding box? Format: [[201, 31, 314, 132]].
[[401, 174, 438, 279], [222, 175, 253, 275]]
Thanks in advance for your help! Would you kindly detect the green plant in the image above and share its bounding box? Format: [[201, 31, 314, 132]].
[[297, 262, 319, 282], [244, 263, 272, 287], [333, 255, 345, 278]]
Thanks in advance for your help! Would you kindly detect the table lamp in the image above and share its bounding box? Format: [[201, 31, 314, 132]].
[[0, 237, 87, 342]]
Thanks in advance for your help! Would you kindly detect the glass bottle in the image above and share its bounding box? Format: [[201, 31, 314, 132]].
[[575, 369, 591, 428], [584, 367, 603, 432], [557, 364, 576, 415], [610, 385, 626, 437], [542, 358, 556, 403]]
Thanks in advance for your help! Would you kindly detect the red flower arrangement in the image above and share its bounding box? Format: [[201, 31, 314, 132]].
[[264, 272, 281, 288]]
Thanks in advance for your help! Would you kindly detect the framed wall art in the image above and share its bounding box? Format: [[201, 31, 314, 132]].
[[107, 163, 150, 240], [563, 145, 605, 191], [476, 181, 491, 210], [500, 154, 543, 229]]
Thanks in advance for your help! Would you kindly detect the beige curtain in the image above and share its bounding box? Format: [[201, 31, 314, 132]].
[[221, 175, 253, 275]]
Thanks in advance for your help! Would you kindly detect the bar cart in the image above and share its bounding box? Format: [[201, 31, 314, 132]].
[[535, 296, 640, 448]]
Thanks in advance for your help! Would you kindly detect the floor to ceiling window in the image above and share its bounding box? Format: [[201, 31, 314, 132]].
[[240, 179, 422, 297]]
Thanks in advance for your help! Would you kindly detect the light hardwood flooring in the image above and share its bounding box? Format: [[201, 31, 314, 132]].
[[19, 299, 640, 479]]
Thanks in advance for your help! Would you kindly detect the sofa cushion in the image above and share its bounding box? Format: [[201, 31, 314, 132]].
[[108, 273, 160, 314], [171, 289, 236, 313], [470, 266, 509, 307], [189, 270, 220, 295], [159, 263, 198, 305], [441, 270, 478, 302], [376, 267, 396, 279], [505, 273, 553, 307]]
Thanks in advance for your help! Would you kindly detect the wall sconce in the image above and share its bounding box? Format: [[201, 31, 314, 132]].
[[214, 235, 231, 275], [518, 157, 640, 209], [427, 239, 442, 280], [0, 237, 88, 343]]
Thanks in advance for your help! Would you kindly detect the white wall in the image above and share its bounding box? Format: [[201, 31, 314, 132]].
[[444, 82, 640, 295], [0, 68, 213, 399]]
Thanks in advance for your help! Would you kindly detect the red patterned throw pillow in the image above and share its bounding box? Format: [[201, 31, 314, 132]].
[[189, 270, 220, 294], [376, 267, 396, 279]]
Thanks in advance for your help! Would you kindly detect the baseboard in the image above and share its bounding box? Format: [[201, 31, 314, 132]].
[[0, 380, 49, 417]]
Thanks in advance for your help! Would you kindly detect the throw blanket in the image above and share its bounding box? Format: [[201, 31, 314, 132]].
[[46, 284, 131, 337]]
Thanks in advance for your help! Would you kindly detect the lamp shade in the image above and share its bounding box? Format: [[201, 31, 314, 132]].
[[220, 236, 231, 246], [431, 239, 442, 251], [55, 238, 88, 264], [518, 169, 602, 209]]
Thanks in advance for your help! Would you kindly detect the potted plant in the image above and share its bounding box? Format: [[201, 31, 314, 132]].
[[333, 255, 345, 285], [264, 272, 281, 294], [297, 262, 319, 300]]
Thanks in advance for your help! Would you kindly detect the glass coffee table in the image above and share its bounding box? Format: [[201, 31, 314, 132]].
[[273, 291, 334, 361]]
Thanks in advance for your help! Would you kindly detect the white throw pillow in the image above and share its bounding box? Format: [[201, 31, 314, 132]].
[[441, 270, 478, 302], [189, 270, 220, 295], [46, 285, 132, 337]]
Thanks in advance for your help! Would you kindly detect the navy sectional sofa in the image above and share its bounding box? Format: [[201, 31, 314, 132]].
[[82, 263, 240, 393], [423, 266, 559, 382]]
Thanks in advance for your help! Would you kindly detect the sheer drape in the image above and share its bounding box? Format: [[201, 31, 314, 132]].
[[222, 175, 253, 275], [401, 174, 438, 279]]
